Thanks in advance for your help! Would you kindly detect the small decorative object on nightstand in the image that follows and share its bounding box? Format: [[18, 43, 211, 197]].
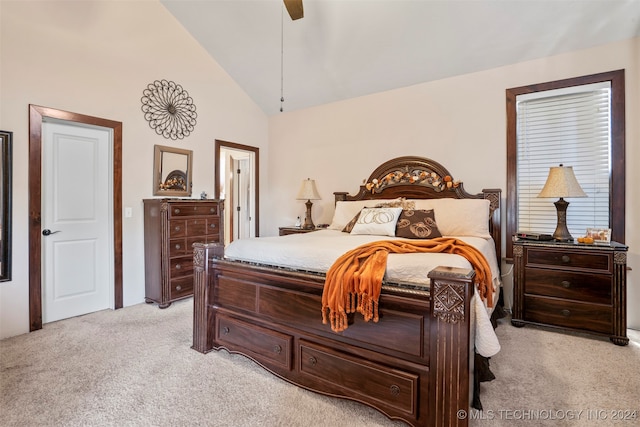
[[512, 239, 628, 345]]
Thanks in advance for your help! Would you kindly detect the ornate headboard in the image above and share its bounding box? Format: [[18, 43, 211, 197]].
[[334, 156, 502, 263]]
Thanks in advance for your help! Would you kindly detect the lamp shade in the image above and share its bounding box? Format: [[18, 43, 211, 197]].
[[537, 165, 587, 199], [296, 178, 321, 200]]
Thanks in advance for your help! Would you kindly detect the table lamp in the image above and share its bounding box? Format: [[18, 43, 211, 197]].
[[537, 164, 587, 241], [296, 178, 321, 229]]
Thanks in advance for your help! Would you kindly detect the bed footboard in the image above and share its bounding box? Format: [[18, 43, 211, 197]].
[[193, 243, 473, 427]]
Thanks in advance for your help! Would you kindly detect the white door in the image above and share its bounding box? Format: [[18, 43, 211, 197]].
[[233, 157, 251, 240], [41, 121, 113, 323]]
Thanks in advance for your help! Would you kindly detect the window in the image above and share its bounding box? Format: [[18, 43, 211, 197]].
[[506, 70, 625, 260]]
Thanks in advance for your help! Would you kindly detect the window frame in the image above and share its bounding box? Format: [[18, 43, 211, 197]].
[[506, 70, 625, 260]]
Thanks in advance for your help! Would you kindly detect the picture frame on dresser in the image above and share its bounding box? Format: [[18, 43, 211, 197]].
[[153, 145, 193, 197]]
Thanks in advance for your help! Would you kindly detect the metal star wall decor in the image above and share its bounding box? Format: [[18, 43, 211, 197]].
[[141, 79, 197, 140]]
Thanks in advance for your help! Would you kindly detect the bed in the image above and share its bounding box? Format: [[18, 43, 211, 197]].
[[192, 156, 502, 427]]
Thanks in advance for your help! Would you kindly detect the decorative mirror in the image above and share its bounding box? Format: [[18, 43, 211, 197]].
[[153, 144, 193, 197], [0, 130, 12, 282]]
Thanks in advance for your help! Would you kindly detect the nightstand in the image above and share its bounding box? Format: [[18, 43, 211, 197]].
[[512, 239, 628, 345], [279, 227, 317, 236]]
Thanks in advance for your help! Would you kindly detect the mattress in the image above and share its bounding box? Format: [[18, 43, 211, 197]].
[[224, 229, 501, 356]]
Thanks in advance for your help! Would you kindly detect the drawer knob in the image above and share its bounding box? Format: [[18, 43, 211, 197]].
[[175, 264, 181, 270], [175, 285, 182, 291], [562, 255, 570, 263], [308, 356, 317, 366], [210, 224, 216, 228], [560, 280, 571, 288], [174, 226, 181, 232], [273, 345, 282, 354], [390, 385, 400, 396], [210, 208, 215, 213], [561, 309, 571, 317], [222, 326, 230, 335], [174, 208, 181, 214], [175, 244, 181, 250]]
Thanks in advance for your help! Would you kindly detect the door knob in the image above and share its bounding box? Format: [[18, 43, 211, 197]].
[[42, 229, 61, 236]]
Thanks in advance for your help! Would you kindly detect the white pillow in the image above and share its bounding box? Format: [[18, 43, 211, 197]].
[[350, 207, 403, 237], [327, 199, 396, 231], [409, 198, 491, 238]]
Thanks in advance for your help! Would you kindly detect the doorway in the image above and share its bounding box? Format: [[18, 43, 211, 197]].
[[214, 140, 259, 244], [28, 105, 123, 331]]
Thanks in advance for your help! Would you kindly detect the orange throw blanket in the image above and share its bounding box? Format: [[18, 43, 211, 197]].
[[321, 237, 493, 333]]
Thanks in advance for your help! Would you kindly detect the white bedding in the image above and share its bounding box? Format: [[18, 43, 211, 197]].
[[224, 229, 501, 357]]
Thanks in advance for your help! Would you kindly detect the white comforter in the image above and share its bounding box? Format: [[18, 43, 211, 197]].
[[224, 229, 501, 357]]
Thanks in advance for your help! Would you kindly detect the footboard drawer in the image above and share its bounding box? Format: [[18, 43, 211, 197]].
[[216, 315, 292, 370], [298, 340, 418, 417]]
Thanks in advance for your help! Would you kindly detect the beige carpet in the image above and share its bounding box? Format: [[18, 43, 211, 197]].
[[1, 299, 638, 427]]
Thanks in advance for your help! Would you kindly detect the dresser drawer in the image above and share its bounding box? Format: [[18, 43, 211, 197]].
[[299, 341, 418, 417], [169, 276, 193, 300], [169, 203, 219, 217], [524, 268, 611, 305], [169, 220, 187, 238], [216, 315, 292, 370], [526, 249, 609, 271], [169, 238, 188, 256], [205, 217, 220, 236], [169, 255, 193, 279], [524, 295, 612, 334], [184, 219, 206, 236]]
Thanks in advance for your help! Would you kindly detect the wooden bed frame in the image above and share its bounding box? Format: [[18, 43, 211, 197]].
[[192, 156, 501, 427]]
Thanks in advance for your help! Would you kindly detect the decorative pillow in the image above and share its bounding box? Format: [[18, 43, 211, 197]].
[[409, 198, 491, 238], [328, 199, 397, 231], [349, 207, 403, 237], [342, 211, 361, 233], [375, 197, 416, 210], [396, 209, 442, 239]]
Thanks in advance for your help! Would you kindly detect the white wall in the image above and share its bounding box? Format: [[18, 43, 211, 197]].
[[267, 37, 640, 329], [0, 0, 268, 338], [2, 1, 638, 338]]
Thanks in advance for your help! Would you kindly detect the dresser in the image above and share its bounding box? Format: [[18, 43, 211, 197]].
[[143, 199, 224, 308], [512, 239, 628, 345]]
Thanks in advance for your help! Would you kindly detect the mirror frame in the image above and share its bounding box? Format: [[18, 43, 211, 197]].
[[0, 130, 12, 282], [153, 144, 193, 197]]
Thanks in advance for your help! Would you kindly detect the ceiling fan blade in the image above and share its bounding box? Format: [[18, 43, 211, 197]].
[[283, 0, 304, 20]]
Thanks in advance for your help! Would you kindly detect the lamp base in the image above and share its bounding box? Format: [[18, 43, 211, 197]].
[[302, 199, 315, 230], [552, 198, 574, 241]]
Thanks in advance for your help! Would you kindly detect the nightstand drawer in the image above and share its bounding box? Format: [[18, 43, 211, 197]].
[[524, 295, 612, 334], [527, 249, 609, 271], [524, 268, 611, 305]]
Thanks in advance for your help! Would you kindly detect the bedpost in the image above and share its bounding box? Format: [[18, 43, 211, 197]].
[[428, 266, 473, 427], [192, 242, 222, 353]]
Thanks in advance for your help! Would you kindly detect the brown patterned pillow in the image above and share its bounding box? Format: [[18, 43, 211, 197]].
[[395, 209, 442, 239], [342, 211, 361, 233]]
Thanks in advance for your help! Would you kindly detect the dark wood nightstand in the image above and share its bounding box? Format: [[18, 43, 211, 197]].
[[512, 239, 628, 345], [278, 226, 317, 236]]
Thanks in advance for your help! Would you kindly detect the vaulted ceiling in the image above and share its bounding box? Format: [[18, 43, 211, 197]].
[[161, 0, 640, 116]]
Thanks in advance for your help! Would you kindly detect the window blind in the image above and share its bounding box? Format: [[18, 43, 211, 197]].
[[516, 82, 611, 237]]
